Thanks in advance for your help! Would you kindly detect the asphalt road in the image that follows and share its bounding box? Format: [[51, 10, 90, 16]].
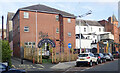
[[65, 59, 119, 72]]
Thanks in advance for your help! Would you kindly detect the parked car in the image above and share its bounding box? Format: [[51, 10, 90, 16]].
[[0, 63, 26, 73], [112, 51, 120, 58], [94, 53, 106, 63], [103, 53, 114, 61], [76, 53, 98, 67]]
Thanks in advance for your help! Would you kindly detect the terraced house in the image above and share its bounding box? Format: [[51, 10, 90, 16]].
[[12, 4, 76, 58]]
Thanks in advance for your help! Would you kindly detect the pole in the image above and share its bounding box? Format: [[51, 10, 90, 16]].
[[36, 11, 38, 48], [40, 48, 42, 64], [2, 16, 4, 40], [79, 20, 81, 54]]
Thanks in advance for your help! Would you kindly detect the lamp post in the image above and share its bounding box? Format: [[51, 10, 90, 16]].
[[1, 15, 4, 38], [77, 10, 92, 54]]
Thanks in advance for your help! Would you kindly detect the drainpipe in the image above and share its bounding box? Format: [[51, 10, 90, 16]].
[[2, 16, 4, 40], [36, 10, 38, 48]]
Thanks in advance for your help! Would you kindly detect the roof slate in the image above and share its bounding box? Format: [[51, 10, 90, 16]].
[[19, 4, 75, 18], [76, 20, 102, 26]]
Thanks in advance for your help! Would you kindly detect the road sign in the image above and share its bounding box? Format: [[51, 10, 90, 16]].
[[68, 43, 72, 48]]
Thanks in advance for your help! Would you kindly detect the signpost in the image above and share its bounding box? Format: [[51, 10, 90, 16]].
[[68, 43, 72, 61]]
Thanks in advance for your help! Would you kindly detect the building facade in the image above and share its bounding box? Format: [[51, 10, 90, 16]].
[[76, 20, 105, 53], [12, 4, 76, 57], [99, 14, 119, 52], [6, 12, 14, 56]]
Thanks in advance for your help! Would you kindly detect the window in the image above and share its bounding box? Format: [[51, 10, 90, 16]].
[[56, 15, 59, 21], [24, 26, 29, 32], [24, 42, 28, 45], [88, 36, 90, 39], [24, 12, 29, 18], [32, 42, 35, 45], [91, 27, 92, 32], [99, 28, 101, 32], [24, 42, 35, 48], [68, 18, 71, 23], [68, 32, 71, 37], [84, 28, 86, 32], [56, 28, 59, 33], [29, 42, 32, 45]]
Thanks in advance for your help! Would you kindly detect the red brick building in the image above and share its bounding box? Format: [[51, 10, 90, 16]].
[[99, 14, 119, 52], [12, 4, 76, 58]]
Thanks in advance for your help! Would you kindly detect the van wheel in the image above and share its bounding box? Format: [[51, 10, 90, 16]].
[[89, 61, 92, 67]]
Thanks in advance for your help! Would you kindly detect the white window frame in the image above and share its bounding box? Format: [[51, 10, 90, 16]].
[[55, 15, 59, 21], [24, 12, 29, 18], [56, 28, 59, 33], [24, 26, 29, 32], [84, 28, 86, 32], [99, 28, 101, 32], [68, 32, 71, 37], [68, 18, 71, 23]]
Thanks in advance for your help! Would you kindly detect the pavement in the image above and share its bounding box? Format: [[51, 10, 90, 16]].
[[11, 57, 76, 71], [51, 61, 76, 70]]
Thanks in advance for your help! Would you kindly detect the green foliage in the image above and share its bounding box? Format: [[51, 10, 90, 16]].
[[0, 40, 12, 66], [42, 59, 52, 63]]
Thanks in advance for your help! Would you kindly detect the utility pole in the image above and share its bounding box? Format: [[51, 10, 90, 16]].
[[2, 16, 4, 40]]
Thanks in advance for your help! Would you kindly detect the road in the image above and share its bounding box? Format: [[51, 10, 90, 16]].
[[65, 59, 119, 72], [12, 57, 119, 73]]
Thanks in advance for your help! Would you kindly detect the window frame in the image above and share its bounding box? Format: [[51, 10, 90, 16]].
[[24, 26, 29, 32], [68, 32, 71, 37], [56, 28, 59, 33], [84, 28, 86, 32], [68, 18, 71, 23], [55, 15, 59, 21], [24, 12, 29, 18]]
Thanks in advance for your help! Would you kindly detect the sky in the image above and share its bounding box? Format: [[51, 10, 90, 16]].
[[0, 0, 119, 29]]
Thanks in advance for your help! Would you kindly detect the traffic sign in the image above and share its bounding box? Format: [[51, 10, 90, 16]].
[[68, 43, 72, 48]]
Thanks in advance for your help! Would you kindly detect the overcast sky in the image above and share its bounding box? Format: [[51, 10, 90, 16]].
[[0, 0, 119, 29]]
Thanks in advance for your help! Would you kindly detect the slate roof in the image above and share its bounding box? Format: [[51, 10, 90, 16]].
[[19, 4, 75, 18], [76, 20, 102, 26]]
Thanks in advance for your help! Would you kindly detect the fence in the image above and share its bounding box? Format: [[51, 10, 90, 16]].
[[24, 47, 78, 64]]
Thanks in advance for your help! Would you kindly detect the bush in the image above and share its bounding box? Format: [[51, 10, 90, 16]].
[[0, 40, 12, 66]]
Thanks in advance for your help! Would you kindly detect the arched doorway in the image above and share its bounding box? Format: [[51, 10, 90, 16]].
[[37, 38, 56, 63], [92, 48, 97, 53]]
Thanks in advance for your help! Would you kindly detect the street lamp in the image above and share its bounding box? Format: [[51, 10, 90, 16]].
[[77, 10, 92, 54]]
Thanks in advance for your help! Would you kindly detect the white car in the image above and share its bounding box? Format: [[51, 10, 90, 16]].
[[76, 53, 98, 67]]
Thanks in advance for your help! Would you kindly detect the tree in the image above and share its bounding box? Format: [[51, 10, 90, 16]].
[[0, 40, 12, 66]]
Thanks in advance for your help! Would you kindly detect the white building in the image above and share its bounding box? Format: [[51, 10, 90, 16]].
[[76, 20, 105, 53]]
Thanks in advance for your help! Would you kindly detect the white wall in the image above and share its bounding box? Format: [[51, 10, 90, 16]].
[[76, 39, 92, 49], [76, 25, 104, 34]]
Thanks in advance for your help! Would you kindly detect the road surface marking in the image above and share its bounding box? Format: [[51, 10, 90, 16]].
[[80, 69, 85, 71]]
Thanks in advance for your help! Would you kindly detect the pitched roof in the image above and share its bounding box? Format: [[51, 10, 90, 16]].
[[76, 20, 102, 26], [19, 4, 75, 18]]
